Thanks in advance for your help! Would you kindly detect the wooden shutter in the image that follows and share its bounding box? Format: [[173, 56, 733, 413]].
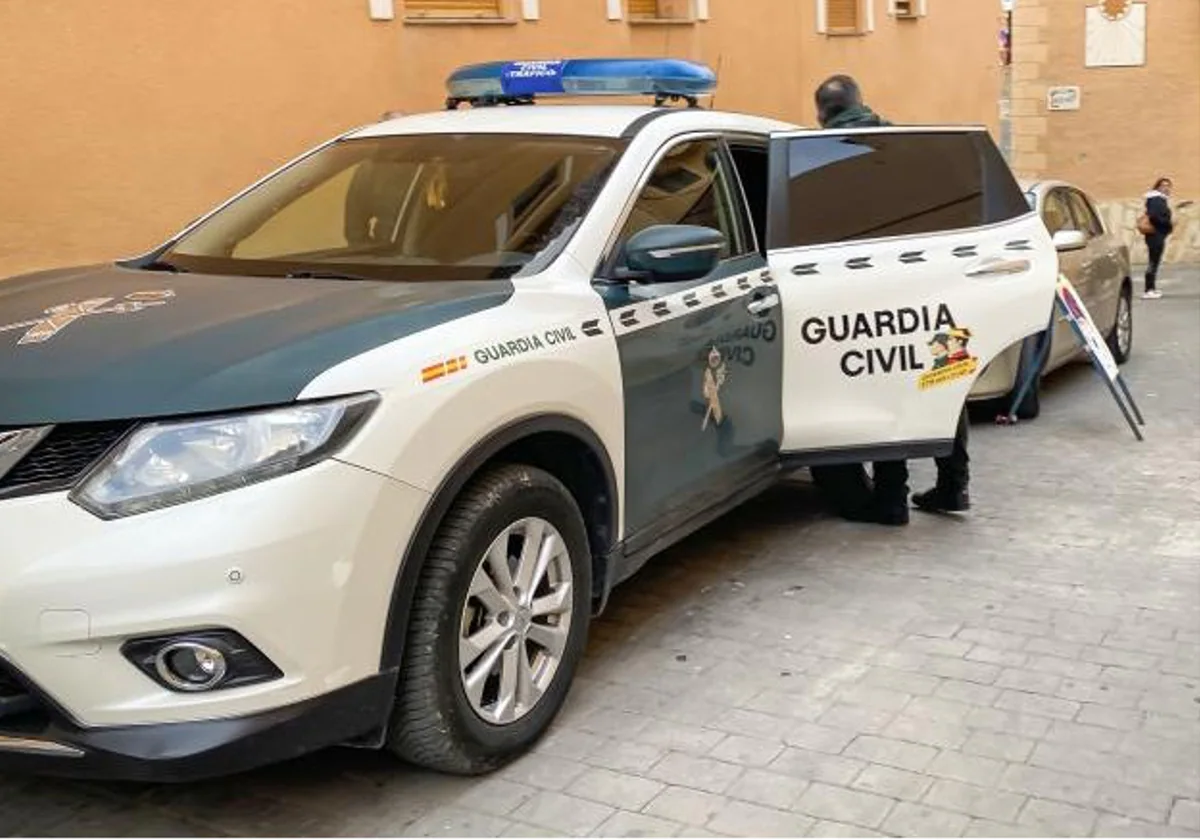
[[628, 0, 660, 17], [404, 0, 504, 18], [826, 0, 862, 30]]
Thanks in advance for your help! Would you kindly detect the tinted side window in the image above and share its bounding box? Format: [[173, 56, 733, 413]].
[[771, 131, 1028, 249], [616, 139, 749, 262], [1042, 190, 1075, 235], [1066, 189, 1103, 237]]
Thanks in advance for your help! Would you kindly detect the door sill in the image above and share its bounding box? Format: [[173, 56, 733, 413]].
[[781, 439, 953, 469]]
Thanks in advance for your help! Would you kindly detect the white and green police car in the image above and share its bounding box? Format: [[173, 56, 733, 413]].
[[0, 59, 1056, 781]]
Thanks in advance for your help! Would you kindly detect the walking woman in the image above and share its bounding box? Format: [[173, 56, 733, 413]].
[[1140, 177, 1174, 299]]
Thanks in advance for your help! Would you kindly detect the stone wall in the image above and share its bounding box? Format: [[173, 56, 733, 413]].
[[1096, 199, 1200, 266]]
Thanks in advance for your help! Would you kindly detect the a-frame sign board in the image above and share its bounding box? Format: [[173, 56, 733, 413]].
[[1002, 275, 1146, 441]]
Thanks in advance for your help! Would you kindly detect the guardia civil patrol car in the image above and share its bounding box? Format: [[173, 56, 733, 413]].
[[0, 59, 1057, 781]]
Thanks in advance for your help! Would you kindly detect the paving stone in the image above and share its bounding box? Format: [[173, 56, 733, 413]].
[[1026, 655, 1103, 681], [995, 689, 1081, 721], [961, 729, 1035, 762], [934, 679, 1002, 706], [995, 668, 1063, 695], [793, 783, 896, 830], [1076, 704, 1143, 731], [538, 728, 609, 761], [707, 800, 815, 837], [1028, 741, 1124, 783], [966, 646, 1030, 668], [643, 786, 728, 827], [962, 819, 1047, 837], [1025, 637, 1085, 660], [955, 705, 1051, 739], [725, 769, 807, 810], [881, 715, 970, 750], [1095, 814, 1200, 837], [1043, 719, 1124, 751], [880, 802, 971, 837], [816, 703, 897, 735], [858, 666, 942, 696], [647, 752, 743, 795], [900, 636, 974, 658], [767, 748, 867, 786], [850, 764, 933, 803], [923, 778, 1027, 823], [1171, 800, 1200, 831], [454, 778, 540, 817], [713, 708, 794, 741], [512, 791, 615, 837], [806, 819, 886, 837], [843, 735, 937, 773], [588, 739, 668, 774], [1091, 782, 1173, 824], [926, 750, 1006, 787], [958, 628, 1031, 653], [405, 807, 515, 837], [1057, 679, 1142, 709], [591, 810, 682, 838], [638, 721, 728, 756], [501, 754, 591, 791], [1016, 798, 1099, 835], [922, 656, 1003, 685], [501, 822, 563, 837], [567, 768, 666, 812], [783, 723, 857, 755], [835, 684, 913, 712], [904, 696, 976, 724]]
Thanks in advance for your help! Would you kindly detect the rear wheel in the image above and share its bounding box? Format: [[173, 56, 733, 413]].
[[388, 464, 591, 775], [1106, 283, 1133, 364]]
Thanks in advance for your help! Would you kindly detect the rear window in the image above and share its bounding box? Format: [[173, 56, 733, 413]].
[[768, 130, 1030, 249]]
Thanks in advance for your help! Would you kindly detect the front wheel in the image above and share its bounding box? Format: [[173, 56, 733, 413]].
[[1106, 284, 1133, 364], [388, 464, 592, 775]]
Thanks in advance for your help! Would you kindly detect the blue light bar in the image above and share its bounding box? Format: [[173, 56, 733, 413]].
[[446, 58, 717, 107]]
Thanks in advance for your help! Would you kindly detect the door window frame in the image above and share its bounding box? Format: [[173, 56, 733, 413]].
[[1064, 188, 1104, 238], [595, 132, 759, 281]]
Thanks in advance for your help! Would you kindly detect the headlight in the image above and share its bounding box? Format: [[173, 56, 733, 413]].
[[70, 394, 378, 519]]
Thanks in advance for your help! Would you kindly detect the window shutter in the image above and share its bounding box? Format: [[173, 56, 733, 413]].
[[404, 0, 504, 17], [826, 0, 861, 30]]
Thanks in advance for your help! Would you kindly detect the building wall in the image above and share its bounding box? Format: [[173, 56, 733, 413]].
[[0, 0, 1001, 278], [1011, 0, 1200, 263]]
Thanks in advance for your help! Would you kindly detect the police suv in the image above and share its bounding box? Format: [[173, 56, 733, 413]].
[[0, 59, 1056, 781]]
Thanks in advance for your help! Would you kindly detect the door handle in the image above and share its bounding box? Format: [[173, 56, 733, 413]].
[[746, 292, 780, 316], [964, 257, 1031, 278]]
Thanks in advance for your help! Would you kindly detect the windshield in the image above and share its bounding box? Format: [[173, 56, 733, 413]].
[[161, 134, 626, 282]]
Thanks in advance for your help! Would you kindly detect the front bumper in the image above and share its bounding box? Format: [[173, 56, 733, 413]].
[[0, 457, 429, 777], [0, 668, 397, 782]]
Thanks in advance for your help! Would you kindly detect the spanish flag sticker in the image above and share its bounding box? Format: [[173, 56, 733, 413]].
[[421, 355, 468, 384]]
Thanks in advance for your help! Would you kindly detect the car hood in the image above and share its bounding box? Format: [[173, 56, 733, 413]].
[[0, 264, 512, 425]]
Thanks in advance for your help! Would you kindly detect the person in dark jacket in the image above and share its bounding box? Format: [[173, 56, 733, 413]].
[[808, 75, 911, 526], [1141, 177, 1174, 300], [807, 74, 972, 526]]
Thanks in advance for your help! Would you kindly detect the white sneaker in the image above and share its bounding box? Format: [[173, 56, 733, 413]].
[[1141, 290, 1163, 300]]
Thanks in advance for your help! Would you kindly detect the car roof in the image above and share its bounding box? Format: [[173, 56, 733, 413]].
[[347, 104, 799, 140]]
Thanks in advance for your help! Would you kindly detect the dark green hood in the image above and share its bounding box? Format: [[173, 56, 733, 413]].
[[0, 264, 511, 425]]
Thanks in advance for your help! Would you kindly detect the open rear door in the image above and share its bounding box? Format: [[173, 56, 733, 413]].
[[764, 127, 1057, 462]]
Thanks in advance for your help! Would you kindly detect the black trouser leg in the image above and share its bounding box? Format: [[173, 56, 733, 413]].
[[1145, 235, 1165, 293], [872, 460, 909, 507], [934, 408, 970, 493], [810, 463, 873, 516]]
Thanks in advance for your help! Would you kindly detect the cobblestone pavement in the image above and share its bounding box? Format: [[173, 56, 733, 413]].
[[2, 267, 1198, 838]]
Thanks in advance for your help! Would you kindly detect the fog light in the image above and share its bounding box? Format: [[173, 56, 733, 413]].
[[122, 630, 282, 694], [155, 642, 228, 692]]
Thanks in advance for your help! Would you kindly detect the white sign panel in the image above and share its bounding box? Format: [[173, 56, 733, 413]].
[[1056, 275, 1119, 381], [1047, 86, 1081, 111]]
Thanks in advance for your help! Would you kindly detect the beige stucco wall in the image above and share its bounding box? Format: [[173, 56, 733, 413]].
[[0, 0, 1001, 278], [1011, 0, 1200, 262]]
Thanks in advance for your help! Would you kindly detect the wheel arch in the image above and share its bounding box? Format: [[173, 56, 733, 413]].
[[378, 413, 619, 672]]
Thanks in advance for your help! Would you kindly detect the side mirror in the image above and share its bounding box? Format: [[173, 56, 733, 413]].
[[1052, 229, 1087, 252], [623, 224, 725, 284]]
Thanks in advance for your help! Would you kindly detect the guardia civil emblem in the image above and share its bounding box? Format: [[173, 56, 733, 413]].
[[701, 346, 728, 431], [0, 290, 175, 346]]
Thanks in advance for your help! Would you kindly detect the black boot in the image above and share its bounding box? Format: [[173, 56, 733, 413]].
[[842, 460, 910, 526], [842, 497, 910, 526], [912, 485, 971, 513]]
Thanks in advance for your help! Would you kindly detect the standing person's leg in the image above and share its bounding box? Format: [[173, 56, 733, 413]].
[[1144, 235, 1165, 298], [913, 408, 970, 512], [869, 459, 910, 525], [811, 463, 874, 518]]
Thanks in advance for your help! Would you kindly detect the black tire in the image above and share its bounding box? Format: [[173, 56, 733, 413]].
[[388, 464, 592, 775], [1106, 283, 1133, 364], [1003, 334, 1044, 421]]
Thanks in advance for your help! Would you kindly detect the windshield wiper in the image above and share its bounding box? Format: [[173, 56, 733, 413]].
[[285, 270, 372, 282], [140, 259, 187, 273]]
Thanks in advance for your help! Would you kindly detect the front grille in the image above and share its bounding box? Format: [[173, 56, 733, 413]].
[[0, 421, 134, 497]]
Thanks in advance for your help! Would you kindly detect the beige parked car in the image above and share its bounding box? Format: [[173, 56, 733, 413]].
[[969, 179, 1133, 418]]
